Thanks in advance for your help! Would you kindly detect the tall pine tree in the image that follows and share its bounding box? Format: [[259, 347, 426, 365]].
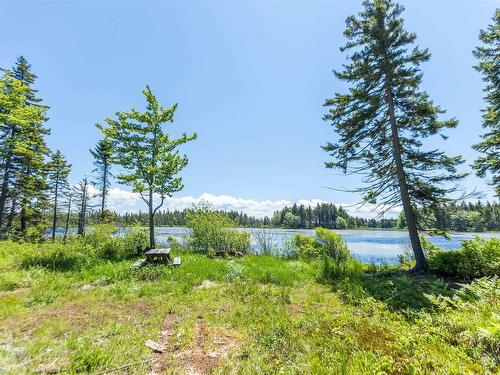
[[47, 150, 71, 239], [98, 86, 196, 248], [473, 10, 500, 197], [323, 0, 466, 272], [90, 138, 113, 221]]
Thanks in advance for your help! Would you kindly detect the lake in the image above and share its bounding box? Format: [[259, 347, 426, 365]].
[[153, 227, 499, 265]]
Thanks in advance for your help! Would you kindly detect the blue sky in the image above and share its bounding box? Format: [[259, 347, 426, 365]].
[[1, 0, 498, 217]]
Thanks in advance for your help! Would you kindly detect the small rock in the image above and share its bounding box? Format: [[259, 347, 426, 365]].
[[197, 280, 218, 289], [145, 339, 165, 353]]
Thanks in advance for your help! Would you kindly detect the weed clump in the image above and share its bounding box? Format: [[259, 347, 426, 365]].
[[19, 242, 94, 271]]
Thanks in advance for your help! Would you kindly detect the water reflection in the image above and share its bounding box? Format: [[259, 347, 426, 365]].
[[154, 227, 498, 265]]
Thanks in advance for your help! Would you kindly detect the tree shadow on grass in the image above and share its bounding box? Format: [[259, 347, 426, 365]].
[[329, 267, 457, 313]]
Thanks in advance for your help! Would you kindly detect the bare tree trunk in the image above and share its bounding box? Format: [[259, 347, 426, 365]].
[[51, 180, 59, 240], [148, 188, 155, 249], [101, 163, 107, 221], [20, 204, 27, 233], [63, 194, 72, 243], [385, 83, 427, 272], [77, 179, 88, 235], [0, 151, 13, 228], [19, 166, 31, 236], [6, 196, 16, 230]]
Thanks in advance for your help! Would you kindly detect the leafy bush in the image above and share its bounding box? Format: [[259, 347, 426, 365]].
[[315, 227, 350, 261], [185, 204, 250, 255], [122, 225, 149, 255], [292, 233, 319, 257], [84, 224, 125, 260], [83, 224, 143, 260], [293, 227, 350, 262], [425, 236, 500, 278]]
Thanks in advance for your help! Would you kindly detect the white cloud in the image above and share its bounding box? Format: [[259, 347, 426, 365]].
[[337, 202, 402, 219], [97, 187, 401, 219]]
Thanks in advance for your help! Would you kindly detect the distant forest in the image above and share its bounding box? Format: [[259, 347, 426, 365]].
[[106, 201, 500, 232]]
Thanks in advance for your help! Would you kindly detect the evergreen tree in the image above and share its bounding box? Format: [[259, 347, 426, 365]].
[[15, 121, 50, 233], [322, 0, 466, 272], [47, 150, 71, 239], [90, 138, 113, 220], [0, 69, 49, 233], [99, 86, 196, 248], [11, 56, 47, 108], [472, 10, 500, 197]]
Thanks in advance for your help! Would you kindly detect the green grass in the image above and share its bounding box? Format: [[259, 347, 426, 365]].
[[0, 240, 498, 374]]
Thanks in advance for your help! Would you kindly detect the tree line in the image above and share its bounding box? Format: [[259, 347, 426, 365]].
[[109, 200, 500, 233], [413, 201, 500, 233]]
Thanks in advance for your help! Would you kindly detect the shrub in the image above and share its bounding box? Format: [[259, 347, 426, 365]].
[[19, 242, 94, 271], [253, 227, 277, 255], [84, 224, 125, 260], [83, 224, 144, 260], [319, 256, 364, 282], [185, 204, 250, 255], [122, 226, 149, 255], [316, 227, 350, 261], [293, 233, 319, 258], [426, 236, 500, 278], [293, 227, 350, 262]]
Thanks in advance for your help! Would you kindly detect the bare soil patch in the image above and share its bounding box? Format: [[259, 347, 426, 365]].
[[149, 315, 239, 375]]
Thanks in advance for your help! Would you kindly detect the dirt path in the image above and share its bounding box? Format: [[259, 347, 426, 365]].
[[149, 314, 176, 374], [149, 315, 237, 375]]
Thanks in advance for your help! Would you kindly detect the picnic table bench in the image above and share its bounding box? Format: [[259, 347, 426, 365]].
[[130, 248, 181, 269], [145, 248, 171, 265]]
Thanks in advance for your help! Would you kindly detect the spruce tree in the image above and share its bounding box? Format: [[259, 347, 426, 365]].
[[323, 0, 466, 272], [0, 70, 49, 232], [472, 10, 500, 197], [47, 150, 71, 239], [98, 86, 196, 248], [15, 124, 50, 234], [90, 138, 113, 221], [11, 56, 46, 107]]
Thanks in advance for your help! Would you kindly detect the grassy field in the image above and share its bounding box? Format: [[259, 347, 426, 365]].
[[0, 240, 498, 374]]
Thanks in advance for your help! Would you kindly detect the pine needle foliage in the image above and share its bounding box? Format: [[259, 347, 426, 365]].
[[323, 0, 467, 271], [473, 10, 500, 197]]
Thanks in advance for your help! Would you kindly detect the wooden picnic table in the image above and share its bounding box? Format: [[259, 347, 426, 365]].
[[144, 248, 171, 265]]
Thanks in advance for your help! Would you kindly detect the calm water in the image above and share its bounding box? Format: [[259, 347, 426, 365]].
[[153, 227, 499, 265]]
